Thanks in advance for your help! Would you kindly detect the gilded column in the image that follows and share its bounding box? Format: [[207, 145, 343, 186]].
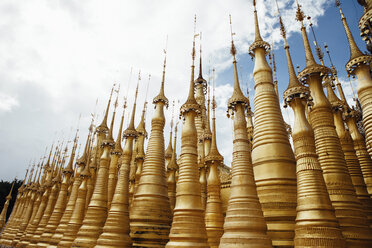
[[130, 51, 172, 247], [325, 43, 372, 197], [29, 159, 64, 247], [48, 134, 91, 247], [0, 167, 31, 246], [325, 80, 372, 226], [57, 144, 93, 248], [37, 136, 78, 247], [165, 117, 173, 169], [204, 87, 224, 248], [249, 1, 296, 246], [134, 102, 147, 194], [107, 92, 123, 209], [296, 2, 372, 246], [12, 163, 44, 246], [17, 163, 54, 247], [219, 14, 272, 248], [72, 112, 115, 247], [336, 1, 372, 158], [167, 123, 178, 212], [166, 18, 209, 247], [0, 180, 15, 231], [94, 88, 139, 248], [279, 15, 345, 247]]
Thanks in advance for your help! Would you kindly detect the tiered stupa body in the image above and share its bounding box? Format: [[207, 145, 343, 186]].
[[37, 138, 78, 247], [296, 2, 372, 246], [130, 54, 172, 247], [0, 170, 28, 239], [0, 180, 15, 231], [94, 81, 140, 248], [18, 158, 59, 248], [28, 154, 65, 247], [107, 94, 125, 209], [58, 138, 93, 248], [336, 2, 372, 158], [204, 87, 224, 248], [0, 166, 33, 246], [48, 135, 91, 247], [249, 2, 297, 246], [279, 14, 345, 247], [166, 23, 209, 248], [219, 14, 272, 248], [167, 124, 178, 212], [194, 53, 208, 210], [325, 79, 372, 226], [324, 43, 372, 196], [72, 95, 115, 247], [134, 102, 147, 195]]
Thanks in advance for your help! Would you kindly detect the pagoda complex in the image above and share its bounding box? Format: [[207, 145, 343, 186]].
[[2, 0, 372, 247]]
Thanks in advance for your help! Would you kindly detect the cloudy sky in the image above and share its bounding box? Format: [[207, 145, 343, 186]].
[[0, 0, 365, 181]]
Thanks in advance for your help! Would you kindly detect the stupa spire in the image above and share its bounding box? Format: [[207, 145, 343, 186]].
[[335, 0, 372, 161], [204, 76, 224, 248], [96, 74, 141, 248], [247, 1, 297, 246], [96, 84, 115, 133], [336, 0, 364, 61], [220, 12, 272, 248], [271, 48, 279, 97], [0, 179, 16, 230], [227, 15, 248, 113], [73, 83, 131, 247], [296, 1, 372, 245], [279, 12, 301, 90], [133, 75, 150, 195], [130, 42, 172, 246], [253, 0, 263, 42], [36, 132, 79, 247], [106, 84, 120, 146], [279, 7, 345, 245], [165, 101, 175, 167], [296, 0, 317, 67], [167, 120, 178, 211], [166, 16, 208, 248], [57, 134, 94, 248]]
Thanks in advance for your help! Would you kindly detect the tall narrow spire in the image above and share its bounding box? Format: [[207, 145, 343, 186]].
[[253, 0, 263, 42], [204, 77, 224, 248], [0, 179, 16, 230], [73, 82, 132, 247], [36, 133, 79, 247], [336, 1, 365, 64], [247, 0, 297, 246], [296, 1, 372, 246], [227, 15, 248, 116], [166, 16, 208, 248], [271, 48, 279, 97], [107, 94, 128, 208], [220, 10, 272, 248], [106, 84, 120, 146], [180, 16, 200, 116], [165, 101, 175, 168], [96, 85, 114, 133], [167, 121, 178, 211], [279, 7, 345, 246], [130, 44, 172, 247], [279, 14, 301, 90], [153, 39, 169, 108]]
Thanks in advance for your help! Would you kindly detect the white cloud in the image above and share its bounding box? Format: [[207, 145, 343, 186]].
[[0, 93, 19, 112]]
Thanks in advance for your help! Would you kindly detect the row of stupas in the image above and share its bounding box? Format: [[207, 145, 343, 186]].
[[2, 0, 372, 247]]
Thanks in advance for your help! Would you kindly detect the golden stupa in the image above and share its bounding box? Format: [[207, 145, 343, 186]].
[[2, 1, 372, 248]]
